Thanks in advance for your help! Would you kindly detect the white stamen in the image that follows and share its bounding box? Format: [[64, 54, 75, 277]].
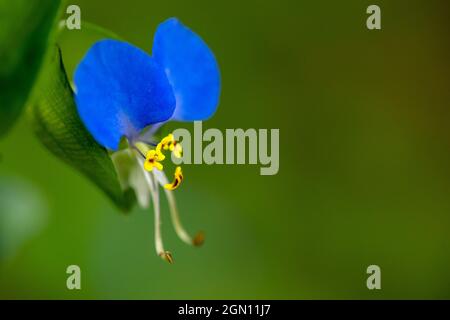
[[153, 170, 203, 246], [137, 156, 173, 263]]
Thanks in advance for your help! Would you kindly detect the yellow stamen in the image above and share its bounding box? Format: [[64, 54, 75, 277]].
[[156, 134, 183, 159], [164, 166, 183, 190], [144, 149, 165, 171], [157, 133, 174, 152], [172, 142, 183, 158]]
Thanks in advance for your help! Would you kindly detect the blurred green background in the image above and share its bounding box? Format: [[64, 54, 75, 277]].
[[1, 0, 450, 299]]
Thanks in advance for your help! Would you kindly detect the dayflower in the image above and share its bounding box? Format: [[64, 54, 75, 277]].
[[73, 17, 220, 263]]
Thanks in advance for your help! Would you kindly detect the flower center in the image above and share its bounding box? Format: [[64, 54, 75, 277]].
[[135, 134, 184, 190]]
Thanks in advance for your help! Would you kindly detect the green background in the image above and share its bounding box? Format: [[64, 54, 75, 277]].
[[1, 0, 450, 299]]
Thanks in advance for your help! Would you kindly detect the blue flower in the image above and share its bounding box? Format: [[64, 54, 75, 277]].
[[74, 17, 221, 151], [73, 18, 220, 263]]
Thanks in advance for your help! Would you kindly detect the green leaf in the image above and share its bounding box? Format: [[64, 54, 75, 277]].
[[0, 0, 63, 136], [28, 47, 136, 212]]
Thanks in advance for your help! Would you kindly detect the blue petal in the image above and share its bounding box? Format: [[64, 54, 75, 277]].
[[74, 39, 176, 150], [152, 18, 221, 121]]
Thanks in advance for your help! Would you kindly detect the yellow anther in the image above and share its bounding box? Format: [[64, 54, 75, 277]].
[[172, 142, 183, 158], [144, 149, 165, 171], [157, 133, 174, 151], [164, 166, 183, 190], [157, 134, 182, 158]]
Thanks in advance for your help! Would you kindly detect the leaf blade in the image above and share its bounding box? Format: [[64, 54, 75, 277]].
[[29, 46, 135, 212]]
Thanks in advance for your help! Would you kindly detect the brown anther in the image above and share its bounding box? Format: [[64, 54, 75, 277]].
[[193, 231, 205, 247], [159, 251, 174, 264]]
